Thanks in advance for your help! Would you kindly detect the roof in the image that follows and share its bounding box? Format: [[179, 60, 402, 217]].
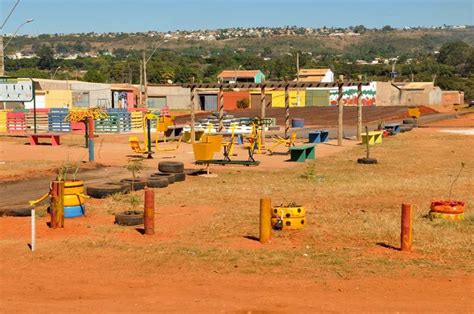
[[217, 70, 261, 78], [298, 69, 331, 76], [400, 82, 435, 90]]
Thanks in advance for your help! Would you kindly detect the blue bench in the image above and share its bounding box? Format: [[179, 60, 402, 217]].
[[384, 123, 401, 134], [308, 130, 329, 144], [289, 144, 316, 162]]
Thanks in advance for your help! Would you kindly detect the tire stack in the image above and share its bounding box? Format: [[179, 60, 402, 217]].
[[271, 206, 306, 230], [148, 161, 185, 188], [429, 201, 465, 221], [87, 182, 130, 199]]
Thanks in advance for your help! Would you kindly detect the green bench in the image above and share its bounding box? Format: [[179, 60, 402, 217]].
[[289, 144, 316, 162]]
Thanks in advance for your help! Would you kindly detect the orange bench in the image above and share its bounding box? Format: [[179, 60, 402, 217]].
[[28, 133, 61, 146]]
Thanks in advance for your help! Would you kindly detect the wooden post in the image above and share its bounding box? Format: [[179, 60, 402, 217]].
[[144, 188, 155, 235], [337, 83, 344, 146], [50, 181, 65, 228], [357, 83, 363, 141], [365, 126, 370, 159], [218, 83, 224, 132], [285, 83, 290, 139], [260, 84, 266, 145], [259, 197, 272, 243], [401, 204, 413, 251], [190, 85, 196, 143]]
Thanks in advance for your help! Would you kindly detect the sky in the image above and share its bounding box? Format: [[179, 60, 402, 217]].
[[0, 0, 473, 34]]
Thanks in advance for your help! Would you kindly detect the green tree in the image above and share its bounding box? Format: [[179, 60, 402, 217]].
[[84, 69, 106, 83], [37, 45, 55, 70]]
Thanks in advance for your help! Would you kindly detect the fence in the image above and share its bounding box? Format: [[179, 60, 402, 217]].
[[95, 109, 131, 133], [26, 109, 49, 132], [7, 112, 26, 133], [48, 108, 71, 132]]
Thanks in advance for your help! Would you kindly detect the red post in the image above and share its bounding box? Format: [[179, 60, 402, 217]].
[[401, 203, 413, 251], [144, 188, 155, 235]]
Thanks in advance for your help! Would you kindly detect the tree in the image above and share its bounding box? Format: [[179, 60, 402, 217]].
[[84, 69, 106, 83], [437, 41, 474, 76], [37, 45, 55, 70], [382, 25, 395, 32]]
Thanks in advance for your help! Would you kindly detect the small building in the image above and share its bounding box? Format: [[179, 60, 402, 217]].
[[442, 91, 464, 106], [219, 91, 250, 111], [398, 82, 442, 106], [217, 70, 265, 84], [111, 84, 139, 110], [145, 84, 191, 110], [297, 69, 334, 83]]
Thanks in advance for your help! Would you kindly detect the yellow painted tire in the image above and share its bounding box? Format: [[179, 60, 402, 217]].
[[271, 217, 306, 230], [272, 206, 306, 218], [64, 181, 85, 195], [429, 212, 465, 221], [63, 194, 86, 207]]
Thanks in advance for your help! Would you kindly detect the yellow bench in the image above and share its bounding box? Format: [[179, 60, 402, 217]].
[[361, 131, 383, 146]]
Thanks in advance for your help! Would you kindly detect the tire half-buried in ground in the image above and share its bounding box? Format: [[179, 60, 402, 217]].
[[173, 172, 186, 182], [119, 179, 146, 191], [357, 157, 378, 164], [0, 204, 34, 217], [150, 172, 176, 184], [87, 182, 129, 199], [115, 210, 144, 226], [158, 161, 184, 174], [146, 177, 169, 188]]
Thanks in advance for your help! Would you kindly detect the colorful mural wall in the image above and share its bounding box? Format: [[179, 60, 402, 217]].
[[329, 82, 377, 106]]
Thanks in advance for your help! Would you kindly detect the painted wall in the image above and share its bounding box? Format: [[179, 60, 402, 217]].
[[327, 82, 377, 106], [270, 90, 306, 107], [375, 82, 400, 106], [219, 91, 250, 110], [254, 71, 265, 84], [44, 90, 73, 108], [71, 82, 112, 108], [24, 93, 46, 109], [146, 85, 191, 110], [442, 91, 464, 105]]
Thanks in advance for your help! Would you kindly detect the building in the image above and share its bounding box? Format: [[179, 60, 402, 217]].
[[297, 69, 334, 83], [398, 82, 442, 106], [217, 70, 265, 84], [145, 84, 191, 110]]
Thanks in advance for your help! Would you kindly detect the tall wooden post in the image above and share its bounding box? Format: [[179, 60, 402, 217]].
[[144, 188, 155, 235], [218, 83, 224, 132], [357, 83, 363, 141], [190, 85, 196, 143], [143, 51, 148, 107], [285, 84, 290, 139], [50, 181, 65, 228], [337, 83, 344, 146], [87, 117, 95, 162], [260, 84, 266, 145], [401, 204, 413, 251], [259, 197, 272, 243]]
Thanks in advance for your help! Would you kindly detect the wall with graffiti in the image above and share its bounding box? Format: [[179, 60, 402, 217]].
[[329, 82, 377, 106]]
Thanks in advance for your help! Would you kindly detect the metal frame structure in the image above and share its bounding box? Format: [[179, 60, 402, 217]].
[[183, 81, 370, 146]]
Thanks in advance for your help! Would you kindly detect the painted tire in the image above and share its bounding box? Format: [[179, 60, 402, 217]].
[[63, 194, 86, 207], [430, 201, 464, 214], [272, 206, 306, 218], [271, 217, 306, 230], [64, 181, 85, 195], [64, 205, 85, 218], [429, 212, 464, 221]]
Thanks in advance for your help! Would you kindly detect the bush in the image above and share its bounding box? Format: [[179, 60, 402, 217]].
[[236, 98, 250, 109]]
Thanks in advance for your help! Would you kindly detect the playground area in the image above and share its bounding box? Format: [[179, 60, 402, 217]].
[[0, 108, 473, 312]]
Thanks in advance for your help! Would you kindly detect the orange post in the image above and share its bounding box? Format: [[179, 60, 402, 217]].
[[401, 203, 413, 251], [50, 181, 65, 228], [259, 197, 272, 243], [144, 188, 155, 235]]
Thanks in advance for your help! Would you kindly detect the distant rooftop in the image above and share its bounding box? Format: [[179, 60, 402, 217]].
[[218, 70, 261, 78]]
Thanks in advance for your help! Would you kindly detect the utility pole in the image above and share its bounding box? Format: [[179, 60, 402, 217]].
[[296, 52, 300, 106], [143, 51, 148, 107], [139, 60, 143, 106], [0, 36, 4, 76]]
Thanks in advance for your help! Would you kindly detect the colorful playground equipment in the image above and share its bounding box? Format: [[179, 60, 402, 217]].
[[267, 132, 297, 155], [128, 112, 182, 158]]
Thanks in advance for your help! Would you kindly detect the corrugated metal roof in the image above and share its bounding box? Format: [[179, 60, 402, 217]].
[[218, 70, 261, 78]]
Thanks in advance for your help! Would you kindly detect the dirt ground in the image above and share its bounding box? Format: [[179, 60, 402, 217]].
[[1, 112, 473, 312]]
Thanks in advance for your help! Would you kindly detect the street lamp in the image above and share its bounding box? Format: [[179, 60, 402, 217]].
[[51, 66, 61, 79], [0, 0, 22, 76], [3, 19, 34, 50]]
